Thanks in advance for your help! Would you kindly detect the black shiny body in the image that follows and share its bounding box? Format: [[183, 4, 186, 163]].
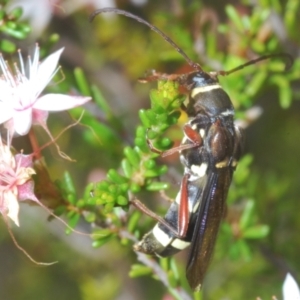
[[135, 71, 243, 291]]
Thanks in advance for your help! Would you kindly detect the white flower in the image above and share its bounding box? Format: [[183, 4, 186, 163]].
[[283, 273, 300, 300], [0, 45, 91, 136], [0, 138, 37, 226]]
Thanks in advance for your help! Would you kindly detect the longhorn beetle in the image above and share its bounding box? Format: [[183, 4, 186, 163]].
[[90, 8, 293, 291]]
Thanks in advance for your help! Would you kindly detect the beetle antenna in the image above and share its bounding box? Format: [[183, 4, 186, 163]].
[[90, 8, 202, 71], [218, 53, 293, 76]]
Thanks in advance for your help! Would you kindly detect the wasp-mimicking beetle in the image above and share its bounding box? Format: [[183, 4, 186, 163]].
[[90, 8, 293, 291]]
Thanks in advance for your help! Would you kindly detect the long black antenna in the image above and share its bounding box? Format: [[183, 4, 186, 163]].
[[218, 53, 293, 77], [89, 8, 203, 71], [90, 8, 293, 76]]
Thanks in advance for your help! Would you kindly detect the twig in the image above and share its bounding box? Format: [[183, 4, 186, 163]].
[[120, 230, 192, 300]]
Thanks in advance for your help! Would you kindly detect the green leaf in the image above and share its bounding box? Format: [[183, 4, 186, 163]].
[[237, 239, 252, 261], [167, 270, 177, 288], [129, 264, 152, 277], [244, 70, 267, 97], [65, 213, 80, 234], [74, 67, 91, 96], [91, 84, 112, 116], [104, 203, 115, 213], [144, 165, 168, 177], [63, 172, 77, 197], [146, 181, 169, 191], [170, 258, 179, 281], [159, 257, 170, 271], [2, 26, 27, 39], [242, 225, 270, 239], [225, 5, 245, 32], [107, 169, 128, 184], [124, 147, 140, 168], [129, 182, 141, 193], [234, 154, 253, 185], [138, 110, 151, 127], [92, 228, 113, 238], [143, 159, 156, 170], [121, 159, 133, 178], [116, 195, 128, 206], [84, 212, 96, 223], [279, 81, 292, 108], [239, 200, 255, 230], [270, 75, 291, 108], [127, 211, 142, 233], [0, 39, 16, 53], [8, 7, 23, 19], [92, 235, 115, 248]]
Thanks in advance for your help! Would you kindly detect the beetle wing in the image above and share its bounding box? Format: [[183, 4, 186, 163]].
[[186, 168, 232, 291]]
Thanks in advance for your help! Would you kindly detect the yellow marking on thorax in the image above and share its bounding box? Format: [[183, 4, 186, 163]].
[[191, 85, 221, 98]]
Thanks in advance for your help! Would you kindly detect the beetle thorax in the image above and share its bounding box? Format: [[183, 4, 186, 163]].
[[184, 71, 234, 118]]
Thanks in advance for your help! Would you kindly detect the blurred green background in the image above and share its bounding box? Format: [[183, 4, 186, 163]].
[[0, 0, 300, 299]]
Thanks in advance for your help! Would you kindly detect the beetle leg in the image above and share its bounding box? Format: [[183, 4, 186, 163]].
[[147, 125, 203, 157], [138, 70, 183, 83], [130, 198, 179, 237], [178, 173, 190, 237]]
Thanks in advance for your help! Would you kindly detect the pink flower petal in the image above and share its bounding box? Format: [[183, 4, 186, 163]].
[[32, 109, 49, 126], [14, 108, 33, 136], [33, 94, 91, 111], [15, 153, 33, 168], [18, 180, 38, 202]]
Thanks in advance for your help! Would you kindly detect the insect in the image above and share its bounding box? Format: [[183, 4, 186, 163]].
[[90, 8, 293, 291]]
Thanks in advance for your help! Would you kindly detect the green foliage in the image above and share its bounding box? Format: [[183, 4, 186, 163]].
[[90, 80, 185, 247], [218, 4, 299, 109], [0, 2, 30, 52], [95, 81, 183, 191]]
